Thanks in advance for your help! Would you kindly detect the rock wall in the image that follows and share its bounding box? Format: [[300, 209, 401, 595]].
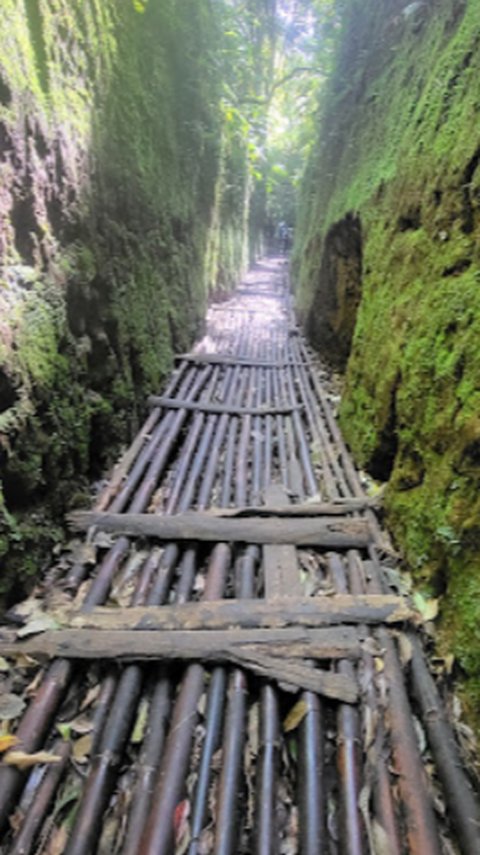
[[295, 0, 480, 722], [0, 0, 249, 599]]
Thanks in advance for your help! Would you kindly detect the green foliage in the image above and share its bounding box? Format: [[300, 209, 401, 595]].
[[131, 0, 148, 13]]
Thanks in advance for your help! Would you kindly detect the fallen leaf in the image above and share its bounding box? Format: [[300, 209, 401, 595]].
[[80, 683, 101, 711], [45, 823, 69, 855], [25, 668, 45, 697], [397, 633, 413, 666], [14, 653, 39, 669], [196, 692, 207, 717], [174, 799, 190, 846], [7, 596, 43, 622], [72, 542, 97, 566], [412, 715, 427, 754], [432, 654, 455, 676], [3, 750, 62, 769], [287, 735, 298, 763], [73, 734, 93, 764], [65, 714, 93, 736], [0, 657, 10, 673], [0, 693, 26, 720], [413, 592, 439, 622], [197, 828, 215, 854], [372, 820, 392, 855], [283, 699, 309, 733], [56, 723, 71, 741], [0, 734, 19, 753], [92, 531, 114, 549], [131, 698, 149, 744], [17, 614, 60, 638]]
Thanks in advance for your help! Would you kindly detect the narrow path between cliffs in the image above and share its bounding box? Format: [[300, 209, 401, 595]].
[[0, 258, 479, 855]]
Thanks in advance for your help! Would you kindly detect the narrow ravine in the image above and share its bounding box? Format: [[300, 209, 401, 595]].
[[0, 259, 478, 854]]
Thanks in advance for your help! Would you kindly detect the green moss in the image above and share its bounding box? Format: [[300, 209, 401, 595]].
[[296, 0, 480, 726], [0, 0, 252, 603]]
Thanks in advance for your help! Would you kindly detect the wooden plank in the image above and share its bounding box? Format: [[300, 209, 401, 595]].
[[0, 631, 358, 703], [175, 353, 306, 369], [211, 498, 377, 518], [68, 511, 373, 548], [147, 397, 301, 416], [0, 627, 364, 661], [263, 485, 302, 600], [66, 595, 411, 631], [228, 651, 358, 703]]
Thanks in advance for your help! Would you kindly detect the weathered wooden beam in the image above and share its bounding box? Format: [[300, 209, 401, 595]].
[[0, 627, 364, 662], [175, 353, 306, 369], [263, 484, 302, 600], [68, 511, 373, 548], [208, 498, 378, 518], [67, 594, 411, 631], [229, 651, 359, 703], [147, 396, 301, 416], [0, 630, 359, 703]]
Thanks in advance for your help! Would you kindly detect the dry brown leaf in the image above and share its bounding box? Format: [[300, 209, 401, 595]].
[[397, 633, 413, 666], [3, 750, 62, 769], [432, 653, 455, 676], [9, 596, 43, 621], [80, 683, 101, 711], [197, 828, 215, 854], [69, 714, 94, 736], [372, 820, 392, 855], [45, 823, 69, 855], [14, 653, 39, 670], [0, 693, 26, 720], [174, 799, 190, 854], [74, 542, 97, 566], [25, 668, 45, 697], [283, 699, 309, 733], [73, 733, 93, 764], [0, 734, 19, 753]]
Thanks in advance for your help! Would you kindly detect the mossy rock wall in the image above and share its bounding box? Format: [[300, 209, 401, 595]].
[[0, 0, 249, 599], [295, 0, 480, 722]]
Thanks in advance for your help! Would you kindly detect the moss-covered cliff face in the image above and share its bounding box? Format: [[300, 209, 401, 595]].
[[0, 0, 250, 599], [295, 0, 480, 722]]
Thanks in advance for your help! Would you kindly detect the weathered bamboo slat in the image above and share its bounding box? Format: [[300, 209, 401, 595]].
[[0, 627, 365, 662], [65, 594, 411, 631], [68, 511, 373, 548], [147, 396, 301, 416]]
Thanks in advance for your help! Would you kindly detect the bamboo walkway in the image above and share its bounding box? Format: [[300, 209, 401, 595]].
[[0, 258, 479, 854]]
